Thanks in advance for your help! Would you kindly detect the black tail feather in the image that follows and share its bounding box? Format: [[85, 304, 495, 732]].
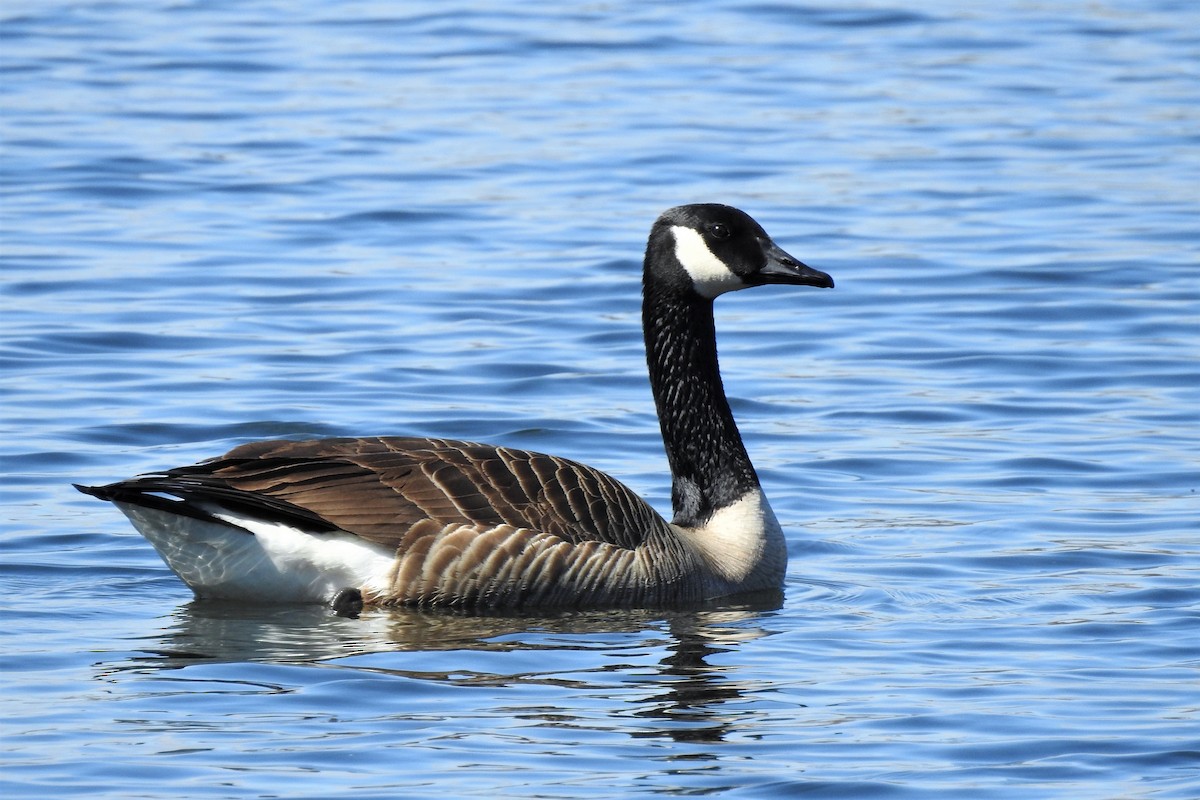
[[73, 477, 339, 532]]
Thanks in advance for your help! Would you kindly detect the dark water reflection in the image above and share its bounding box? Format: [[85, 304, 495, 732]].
[[104, 599, 782, 747], [126, 596, 778, 663]]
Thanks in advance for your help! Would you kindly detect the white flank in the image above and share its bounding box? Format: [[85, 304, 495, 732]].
[[674, 489, 787, 591], [115, 503, 395, 602], [670, 225, 745, 298]]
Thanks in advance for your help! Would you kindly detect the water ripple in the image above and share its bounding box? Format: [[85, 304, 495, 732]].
[[3, 1, 1198, 798]]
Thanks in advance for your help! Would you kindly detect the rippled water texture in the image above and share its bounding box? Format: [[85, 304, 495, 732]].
[[2, 1, 1198, 798]]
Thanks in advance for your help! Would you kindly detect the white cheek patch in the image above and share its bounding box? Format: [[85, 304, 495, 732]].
[[671, 226, 746, 298]]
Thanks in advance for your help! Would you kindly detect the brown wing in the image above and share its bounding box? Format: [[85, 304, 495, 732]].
[[130, 436, 668, 551]]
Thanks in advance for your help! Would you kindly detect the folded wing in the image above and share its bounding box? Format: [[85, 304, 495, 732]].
[[87, 436, 669, 553]]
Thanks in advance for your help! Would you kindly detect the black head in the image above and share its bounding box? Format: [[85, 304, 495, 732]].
[[646, 203, 834, 299]]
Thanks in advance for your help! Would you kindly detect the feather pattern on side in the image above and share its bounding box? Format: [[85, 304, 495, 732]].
[[90, 436, 705, 608]]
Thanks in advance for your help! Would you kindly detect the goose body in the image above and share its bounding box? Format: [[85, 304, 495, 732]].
[[77, 204, 833, 610]]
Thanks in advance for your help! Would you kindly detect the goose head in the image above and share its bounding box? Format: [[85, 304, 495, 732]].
[[646, 204, 834, 299]]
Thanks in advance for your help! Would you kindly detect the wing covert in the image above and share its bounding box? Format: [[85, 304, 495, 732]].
[[153, 436, 667, 551]]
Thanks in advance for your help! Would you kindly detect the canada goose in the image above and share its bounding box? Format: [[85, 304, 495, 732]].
[[76, 204, 833, 610]]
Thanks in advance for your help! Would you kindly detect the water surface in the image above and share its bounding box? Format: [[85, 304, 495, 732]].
[[2, 1, 1198, 798]]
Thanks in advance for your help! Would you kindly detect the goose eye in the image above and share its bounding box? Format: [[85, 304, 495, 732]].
[[707, 223, 731, 241]]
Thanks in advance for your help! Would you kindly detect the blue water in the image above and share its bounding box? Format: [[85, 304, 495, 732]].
[[2, 1, 1198, 797]]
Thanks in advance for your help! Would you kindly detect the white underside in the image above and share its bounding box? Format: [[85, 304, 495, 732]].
[[115, 502, 395, 602]]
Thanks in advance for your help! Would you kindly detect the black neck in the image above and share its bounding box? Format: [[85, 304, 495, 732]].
[[642, 280, 760, 527]]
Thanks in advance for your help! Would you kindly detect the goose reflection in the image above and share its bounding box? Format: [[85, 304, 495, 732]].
[[628, 610, 765, 745], [106, 593, 783, 746]]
